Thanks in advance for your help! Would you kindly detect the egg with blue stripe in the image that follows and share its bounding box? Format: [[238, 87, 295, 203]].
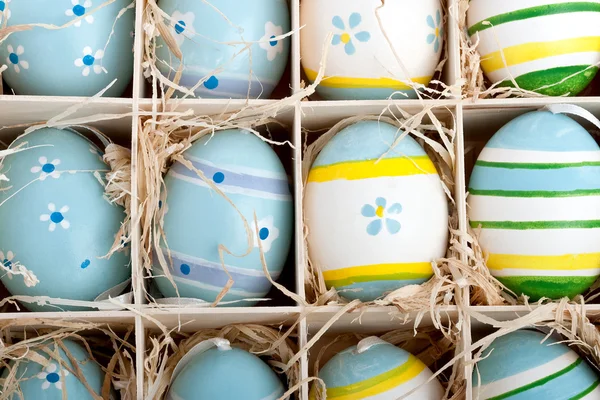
[[153, 129, 293, 305], [311, 337, 443, 399], [468, 111, 600, 301], [304, 121, 449, 302], [473, 329, 600, 399]]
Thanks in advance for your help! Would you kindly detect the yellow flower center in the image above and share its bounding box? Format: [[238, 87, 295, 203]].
[[340, 33, 351, 44], [435, 27, 440, 38], [376, 206, 384, 218]]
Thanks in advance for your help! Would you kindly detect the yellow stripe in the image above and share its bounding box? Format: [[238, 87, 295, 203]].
[[322, 263, 433, 282], [487, 253, 600, 271], [480, 36, 600, 73], [328, 355, 425, 399], [304, 68, 432, 90], [307, 157, 437, 183]]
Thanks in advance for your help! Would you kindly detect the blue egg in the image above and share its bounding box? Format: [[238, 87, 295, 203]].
[[2, 339, 108, 399], [0, 0, 134, 96], [168, 341, 285, 400], [154, 129, 293, 305], [156, 0, 290, 99], [0, 128, 130, 311], [473, 330, 600, 399]]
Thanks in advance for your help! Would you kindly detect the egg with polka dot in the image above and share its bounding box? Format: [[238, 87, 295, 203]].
[[0, 128, 130, 311], [1, 339, 112, 399], [153, 129, 293, 305]]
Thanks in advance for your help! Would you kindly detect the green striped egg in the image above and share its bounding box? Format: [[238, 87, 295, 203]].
[[468, 111, 600, 301], [474, 330, 600, 399], [467, 1, 600, 96]]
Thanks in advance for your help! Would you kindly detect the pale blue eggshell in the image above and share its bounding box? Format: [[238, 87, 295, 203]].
[[0, 128, 130, 311], [155, 0, 290, 99], [167, 346, 285, 400], [2, 339, 107, 399], [153, 129, 293, 306], [473, 330, 600, 399], [0, 0, 134, 96]]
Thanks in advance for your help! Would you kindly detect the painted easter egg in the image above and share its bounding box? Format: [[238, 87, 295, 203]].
[[473, 329, 600, 399], [156, 0, 290, 99], [0, 128, 130, 311], [304, 121, 448, 302], [2, 339, 109, 399], [300, 0, 443, 100], [467, 1, 600, 96], [468, 111, 600, 301], [167, 339, 285, 400], [0, 0, 134, 96], [153, 129, 293, 305], [313, 337, 443, 399]]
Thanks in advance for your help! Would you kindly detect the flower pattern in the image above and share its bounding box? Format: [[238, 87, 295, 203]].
[[170, 11, 195, 47], [331, 13, 370, 56], [250, 216, 279, 253], [74, 46, 104, 76], [65, 0, 94, 27], [426, 10, 442, 53], [0, 0, 11, 23], [6, 44, 28, 73], [37, 363, 69, 390], [0, 250, 14, 270], [259, 21, 284, 61], [31, 157, 61, 181], [361, 197, 402, 236], [40, 203, 70, 232], [89, 144, 104, 162]]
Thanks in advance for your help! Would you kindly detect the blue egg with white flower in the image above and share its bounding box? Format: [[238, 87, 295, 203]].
[[1, 339, 109, 399], [153, 129, 293, 306], [155, 0, 290, 99], [0, 0, 134, 96], [0, 128, 130, 311]]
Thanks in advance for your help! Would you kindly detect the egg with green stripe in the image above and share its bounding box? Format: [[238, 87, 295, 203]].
[[467, 1, 600, 96], [311, 337, 443, 400], [468, 110, 600, 301], [474, 329, 600, 399], [304, 121, 448, 302]]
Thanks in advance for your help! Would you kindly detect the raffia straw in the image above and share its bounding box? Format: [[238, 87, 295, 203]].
[[0, 319, 136, 400], [143, 324, 299, 400]]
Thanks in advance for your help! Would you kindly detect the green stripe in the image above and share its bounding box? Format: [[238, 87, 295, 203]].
[[571, 379, 600, 400], [469, 188, 600, 198], [496, 275, 597, 302], [470, 220, 600, 230], [498, 65, 599, 97], [468, 2, 600, 35], [488, 359, 583, 400], [325, 273, 430, 288], [475, 160, 600, 169]]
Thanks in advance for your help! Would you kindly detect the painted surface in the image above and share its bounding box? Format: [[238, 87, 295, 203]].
[[468, 111, 600, 300], [467, 0, 600, 96], [304, 121, 448, 302]]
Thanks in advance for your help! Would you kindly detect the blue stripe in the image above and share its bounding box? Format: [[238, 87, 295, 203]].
[[170, 160, 290, 196], [469, 166, 600, 192], [335, 279, 428, 302]]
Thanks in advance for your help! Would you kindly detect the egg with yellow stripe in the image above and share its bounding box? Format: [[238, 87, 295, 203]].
[[311, 337, 444, 400], [467, 0, 600, 96], [304, 121, 449, 302]]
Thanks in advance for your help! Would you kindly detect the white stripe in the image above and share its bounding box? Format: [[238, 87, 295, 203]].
[[475, 228, 600, 255], [172, 275, 262, 298], [474, 351, 579, 399], [186, 154, 287, 179], [478, 148, 600, 164], [469, 195, 600, 222], [362, 368, 444, 400], [492, 267, 600, 277], [168, 170, 292, 201], [580, 384, 600, 399]]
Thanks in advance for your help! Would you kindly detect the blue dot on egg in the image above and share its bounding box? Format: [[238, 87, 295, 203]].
[[259, 227, 269, 240], [73, 4, 85, 16], [269, 35, 277, 46], [180, 263, 191, 275], [3, 259, 11, 269], [81, 259, 90, 269], [158, 200, 163, 209], [46, 372, 60, 383], [0, 2, 5, 12], [8, 53, 18, 64], [50, 212, 64, 223], [42, 163, 55, 173], [204, 76, 219, 90], [212, 172, 225, 183], [175, 20, 186, 34], [83, 55, 95, 66]]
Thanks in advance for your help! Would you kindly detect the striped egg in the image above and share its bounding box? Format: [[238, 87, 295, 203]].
[[468, 111, 600, 301], [153, 129, 293, 305], [473, 329, 600, 399], [467, 1, 600, 96], [313, 337, 444, 399], [304, 121, 448, 302]]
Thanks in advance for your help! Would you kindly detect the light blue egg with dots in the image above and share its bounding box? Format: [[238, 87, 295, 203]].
[[0, 128, 130, 311], [153, 129, 293, 306]]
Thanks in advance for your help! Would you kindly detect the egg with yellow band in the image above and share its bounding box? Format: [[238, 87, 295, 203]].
[[304, 121, 449, 302]]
